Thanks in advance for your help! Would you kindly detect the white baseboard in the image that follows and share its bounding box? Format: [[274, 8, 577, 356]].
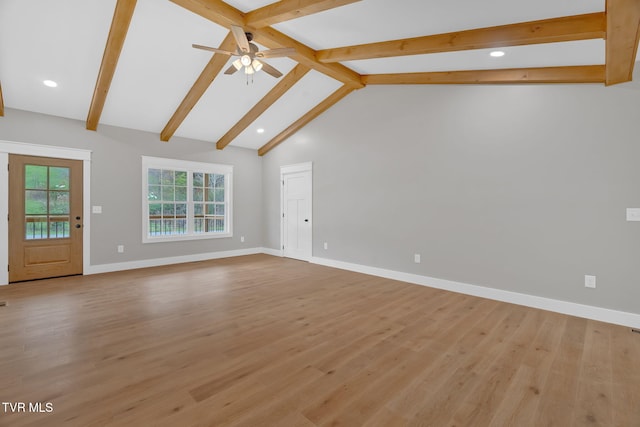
[[310, 256, 640, 329], [86, 248, 263, 275], [260, 247, 282, 257], [13, 246, 640, 329]]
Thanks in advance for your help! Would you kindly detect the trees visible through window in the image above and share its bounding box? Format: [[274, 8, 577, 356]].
[[142, 156, 232, 242]]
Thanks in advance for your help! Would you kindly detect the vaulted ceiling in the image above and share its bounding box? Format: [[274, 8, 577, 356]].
[[1, 0, 639, 155]]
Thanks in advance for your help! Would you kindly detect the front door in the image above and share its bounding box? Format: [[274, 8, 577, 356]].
[[8, 154, 83, 282], [282, 169, 312, 261]]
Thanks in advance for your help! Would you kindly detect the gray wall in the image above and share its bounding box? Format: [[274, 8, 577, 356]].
[[0, 108, 262, 266], [262, 80, 640, 314], [3, 78, 640, 315]]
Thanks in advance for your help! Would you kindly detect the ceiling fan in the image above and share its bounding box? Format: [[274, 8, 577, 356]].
[[193, 26, 295, 78]]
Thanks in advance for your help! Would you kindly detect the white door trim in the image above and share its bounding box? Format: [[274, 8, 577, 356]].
[[0, 140, 92, 285], [280, 162, 312, 260]]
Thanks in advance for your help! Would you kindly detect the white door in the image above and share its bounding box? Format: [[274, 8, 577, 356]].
[[282, 166, 312, 261]]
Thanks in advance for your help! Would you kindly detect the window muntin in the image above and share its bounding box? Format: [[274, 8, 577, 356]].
[[142, 157, 232, 243]]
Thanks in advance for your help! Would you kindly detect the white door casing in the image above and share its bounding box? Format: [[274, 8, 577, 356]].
[[0, 140, 91, 286]]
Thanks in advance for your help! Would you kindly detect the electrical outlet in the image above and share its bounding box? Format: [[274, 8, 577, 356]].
[[324, 242, 328, 250], [240, 236, 245, 243], [585, 275, 596, 289], [117, 245, 124, 253], [92, 205, 102, 214], [414, 254, 421, 263]]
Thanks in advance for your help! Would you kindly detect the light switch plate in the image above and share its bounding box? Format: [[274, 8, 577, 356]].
[[627, 208, 640, 221]]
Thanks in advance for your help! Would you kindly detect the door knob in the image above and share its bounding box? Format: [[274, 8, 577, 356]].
[[75, 224, 82, 229], [75, 216, 81, 220], [304, 219, 309, 222]]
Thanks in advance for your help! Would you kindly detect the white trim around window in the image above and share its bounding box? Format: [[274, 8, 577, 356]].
[[141, 156, 233, 243]]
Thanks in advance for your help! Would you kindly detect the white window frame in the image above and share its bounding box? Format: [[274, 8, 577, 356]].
[[142, 156, 233, 243]]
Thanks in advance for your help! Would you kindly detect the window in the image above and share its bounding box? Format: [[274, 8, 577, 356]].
[[142, 156, 232, 242]]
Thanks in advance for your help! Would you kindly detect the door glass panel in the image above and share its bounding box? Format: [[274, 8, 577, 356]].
[[25, 190, 48, 214], [49, 217, 70, 239], [24, 164, 71, 240], [25, 165, 47, 189], [49, 191, 69, 214], [26, 216, 48, 240], [49, 167, 69, 190]]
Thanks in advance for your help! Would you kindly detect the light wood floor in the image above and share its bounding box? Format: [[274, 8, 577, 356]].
[[0, 254, 638, 426]]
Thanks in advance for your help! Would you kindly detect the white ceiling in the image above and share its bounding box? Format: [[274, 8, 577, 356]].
[[0, 0, 629, 151]]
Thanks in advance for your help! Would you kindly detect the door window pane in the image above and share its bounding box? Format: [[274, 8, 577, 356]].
[[26, 216, 48, 240], [49, 167, 69, 190], [49, 191, 69, 214], [25, 190, 48, 214], [49, 217, 70, 239], [25, 165, 48, 189]]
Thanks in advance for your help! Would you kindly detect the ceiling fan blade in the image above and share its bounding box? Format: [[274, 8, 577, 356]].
[[255, 47, 296, 59], [230, 25, 250, 53], [224, 64, 239, 75], [192, 44, 236, 55], [259, 60, 283, 78]]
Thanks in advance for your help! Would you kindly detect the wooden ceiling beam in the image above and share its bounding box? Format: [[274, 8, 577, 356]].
[[160, 32, 237, 142], [169, 0, 244, 28], [317, 12, 606, 63], [258, 84, 356, 156], [217, 64, 311, 150], [246, 0, 362, 28], [0, 82, 4, 117], [362, 66, 606, 85], [605, 0, 640, 86], [171, 0, 363, 87], [86, 0, 137, 131]]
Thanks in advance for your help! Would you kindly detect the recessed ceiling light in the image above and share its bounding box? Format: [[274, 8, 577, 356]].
[[489, 51, 505, 58], [257, 128, 265, 134], [43, 80, 58, 87]]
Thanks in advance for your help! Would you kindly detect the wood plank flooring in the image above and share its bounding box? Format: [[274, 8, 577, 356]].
[[0, 254, 638, 426]]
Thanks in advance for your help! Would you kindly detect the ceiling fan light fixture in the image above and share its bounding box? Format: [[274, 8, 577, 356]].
[[244, 65, 255, 75], [232, 59, 243, 70], [252, 59, 263, 72], [240, 54, 252, 67]]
